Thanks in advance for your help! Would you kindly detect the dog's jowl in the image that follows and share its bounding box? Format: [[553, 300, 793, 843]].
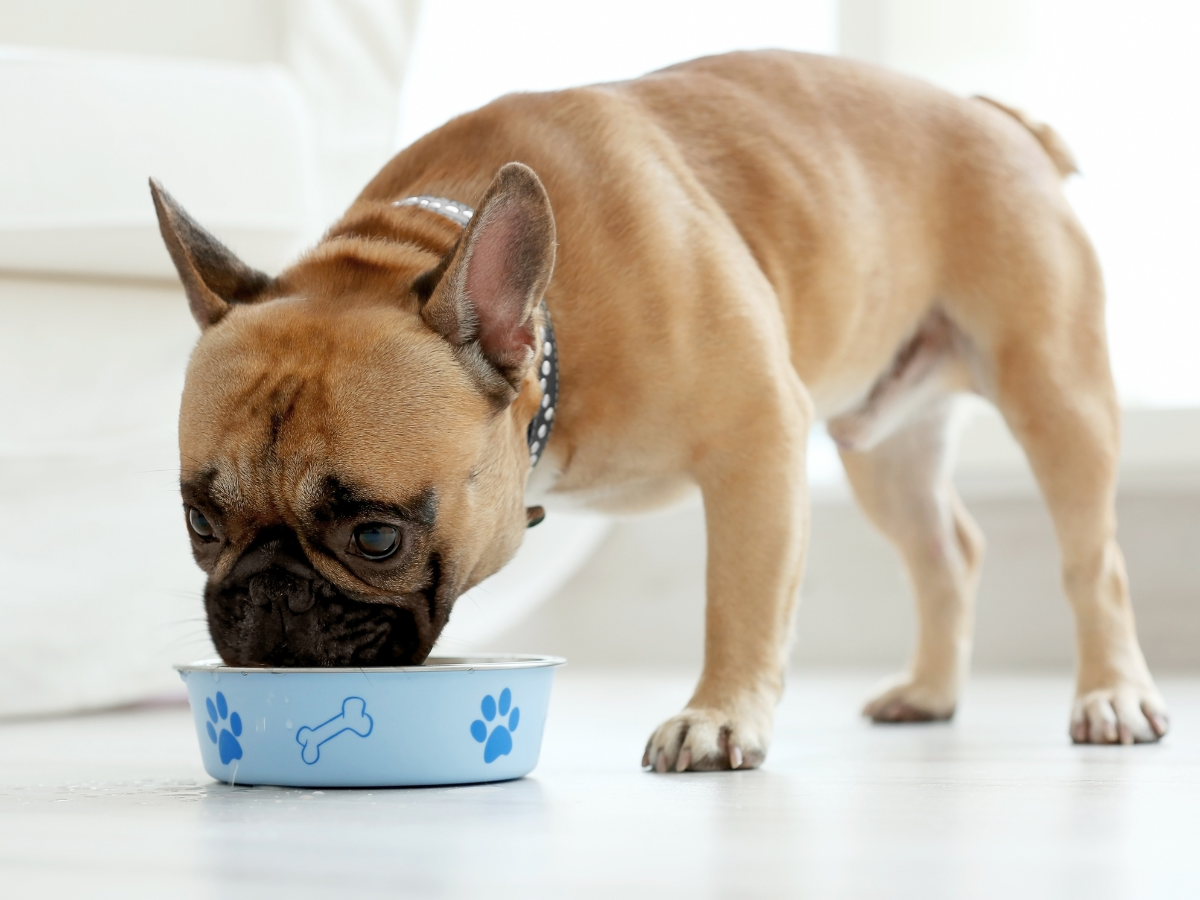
[[157, 51, 1168, 771]]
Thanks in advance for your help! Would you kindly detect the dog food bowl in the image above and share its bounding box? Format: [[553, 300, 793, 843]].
[[175, 655, 564, 787]]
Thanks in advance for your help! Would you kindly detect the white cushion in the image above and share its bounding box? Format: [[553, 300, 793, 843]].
[[0, 47, 318, 278]]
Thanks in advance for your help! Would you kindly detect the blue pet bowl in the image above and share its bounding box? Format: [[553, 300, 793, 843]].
[[175, 655, 564, 787]]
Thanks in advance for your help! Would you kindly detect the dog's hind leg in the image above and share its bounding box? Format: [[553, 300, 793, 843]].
[[978, 240, 1168, 743], [840, 395, 985, 722]]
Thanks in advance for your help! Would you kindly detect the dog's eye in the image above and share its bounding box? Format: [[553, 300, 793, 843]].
[[188, 507, 215, 538], [352, 523, 400, 560]]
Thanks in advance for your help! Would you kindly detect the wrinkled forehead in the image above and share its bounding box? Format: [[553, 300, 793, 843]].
[[178, 300, 490, 505], [181, 461, 438, 532]]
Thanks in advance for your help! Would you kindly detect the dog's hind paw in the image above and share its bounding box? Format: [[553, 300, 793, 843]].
[[1070, 684, 1169, 744], [863, 674, 957, 723], [642, 705, 768, 773]]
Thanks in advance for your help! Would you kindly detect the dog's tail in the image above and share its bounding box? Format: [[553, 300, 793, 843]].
[[972, 95, 1079, 178]]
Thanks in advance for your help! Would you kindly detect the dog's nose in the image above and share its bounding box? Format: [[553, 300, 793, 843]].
[[225, 526, 319, 614], [249, 569, 315, 613], [228, 525, 314, 581]]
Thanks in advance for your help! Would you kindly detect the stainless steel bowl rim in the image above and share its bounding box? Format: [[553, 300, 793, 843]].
[[174, 654, 566, 674]]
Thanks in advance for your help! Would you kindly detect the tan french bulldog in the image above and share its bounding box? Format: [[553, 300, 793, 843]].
[[156, 51, 1168, 773]]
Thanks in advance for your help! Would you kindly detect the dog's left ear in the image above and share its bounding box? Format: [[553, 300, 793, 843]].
[[419, 162, 556, 397]]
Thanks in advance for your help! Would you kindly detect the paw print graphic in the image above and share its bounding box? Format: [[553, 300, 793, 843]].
[[470, 688, 520, 763], [205, 691, 243, 765]]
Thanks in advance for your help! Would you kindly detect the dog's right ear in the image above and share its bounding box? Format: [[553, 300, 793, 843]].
[[150, 179, 272, 331]]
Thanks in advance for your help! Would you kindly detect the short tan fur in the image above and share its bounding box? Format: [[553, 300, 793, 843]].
[[158, 51, 1167, 771]]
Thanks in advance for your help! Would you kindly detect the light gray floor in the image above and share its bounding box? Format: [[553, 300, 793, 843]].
[[3, 669, 1199, 899]]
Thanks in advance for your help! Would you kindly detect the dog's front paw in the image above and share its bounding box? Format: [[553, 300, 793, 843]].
[[642, 705, 768, 773], [1070, 682, 1169, 744], [863, 672, 957, 723]]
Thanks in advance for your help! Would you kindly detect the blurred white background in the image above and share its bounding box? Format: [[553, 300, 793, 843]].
[[1, 0, 1197, 716]]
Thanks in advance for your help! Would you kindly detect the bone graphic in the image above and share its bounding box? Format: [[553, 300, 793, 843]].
[[296, 697, 374, 764]]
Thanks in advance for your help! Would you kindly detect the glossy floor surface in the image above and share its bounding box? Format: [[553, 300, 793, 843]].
[[2, 669, 1199, 899]]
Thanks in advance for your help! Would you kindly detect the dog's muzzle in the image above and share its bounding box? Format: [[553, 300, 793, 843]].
[[205, 526, 427, 667]]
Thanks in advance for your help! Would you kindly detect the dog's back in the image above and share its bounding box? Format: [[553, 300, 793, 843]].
[[616, 52, 1086, 413], [356, 50, 1085, 424]]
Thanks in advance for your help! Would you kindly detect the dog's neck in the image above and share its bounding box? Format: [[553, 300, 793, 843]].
[[393, 194, 558, 468]]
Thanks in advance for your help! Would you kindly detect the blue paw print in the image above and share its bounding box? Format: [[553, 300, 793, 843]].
[[470, 688, 520, 763], [204, 691, 243, 765]]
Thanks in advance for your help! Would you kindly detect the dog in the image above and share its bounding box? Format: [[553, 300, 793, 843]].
[[155, 50, 1168, 772]]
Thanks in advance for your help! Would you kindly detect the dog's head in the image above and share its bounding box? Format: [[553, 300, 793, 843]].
[[155, 163, 556, 667]]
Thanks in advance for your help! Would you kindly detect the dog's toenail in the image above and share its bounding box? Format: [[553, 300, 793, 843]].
[[676, 748, 692, 772], [729, 745, 743, 769]]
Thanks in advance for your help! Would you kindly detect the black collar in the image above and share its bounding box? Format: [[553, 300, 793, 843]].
[[394, 194, 558, 468]]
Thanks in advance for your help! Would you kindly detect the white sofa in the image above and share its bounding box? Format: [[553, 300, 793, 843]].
[[0, 0, 606, 717]]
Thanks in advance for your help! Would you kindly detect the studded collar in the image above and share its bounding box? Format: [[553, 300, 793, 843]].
[[394, 195, 558, 468]]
